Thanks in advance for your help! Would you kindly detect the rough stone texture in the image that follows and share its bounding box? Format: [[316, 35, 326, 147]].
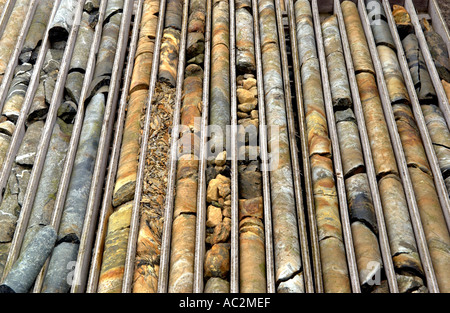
[[345, 173, 378, 233], [98, 202, 132, 293], [209, 0, 230, 152], [377, 45, 410, 105], [113, 89, 148, 207], [133, 81, 173, 293], [41, 242, 79, 293], [341, 1, 375, 75], [1, 226, 56, 293], [365, 0, 396, 50], [15, 120, 44, 166], [356, 72, 398, 177], [204, 277, 229, 293], [408, 167, 450, 292], [351, 221, 382, 287], [378, 174, 424, 275], [421, 18, 450, 83], [22, 119, 72, 249], [158, 28, 181, 87], [277, 273, 305, 293], [261, 0, 302, 289], [168, 214, 196, 293], [319, 236, 351, 293], [392, 5, 414, 39], [420, 104, 450, 181], [0, 0, 31, 82], [69, 12, 96, 74], [236, 6, 256, 73], [21, 0, 55, 60], [58, 93, 105, 240], [0, 133, 11, 173], [336, 109, 365, 178], [443, 79, 450, 104], [49, 0, 78, 42], [401, 32, 436, 104]]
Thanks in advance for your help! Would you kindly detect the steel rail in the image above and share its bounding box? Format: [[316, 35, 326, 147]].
[[311, 0, 361, 293], [275, 0, 315, 293], [31, 0, 108, 293], [251, 0, 276, 294], [71, 0, 135, 293], [157, 0, 190, 293], [285, 0, 323, 293], [333, 0, 399, 293], [1, 0, 86, 282], [0, 0, 17, 39], [357, 0, 440, 293], [121, 0, 168, 293], [193, 0, 212, 293], [86, 0, 144, 293], [229, 0, 239, 294]]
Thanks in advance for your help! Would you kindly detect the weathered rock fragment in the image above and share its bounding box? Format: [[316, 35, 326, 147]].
[[393, 104, 430, 173], [421, 104, 450, 181], [402, 33, 436, 103], [408, 167, 450, 292], [378, 174, 424, 275], [322, 16, 352, 108], [98, 202, 132, 293], [260, 0, 302, 291], [0, 0, 31, 82], [168, 214, 196, 293], [351, 221, 382, 288], [41, 241, 79, 293], [356, 72, 398, 177], [48, 0, 78, 42], [377, 45, 410, 105], [113, 0, 160, 208], [392, 5, 414, 38], [341, 1, 375, 75], [236, 5, 255, 73], [209, 0, 230, 152], [335, 109, 365, 178], [443, 79, 450, 103], [0, 226, 56, 293], [15, 120, 44, 166], [365, 0, 395, 50], [58, 93, 105, 241], [20, 0, 55, 62], [21, 119, 72, 249], [70, 12, 96, 73], [421, 18, 450, 83], [345, 173, 378, 233]]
